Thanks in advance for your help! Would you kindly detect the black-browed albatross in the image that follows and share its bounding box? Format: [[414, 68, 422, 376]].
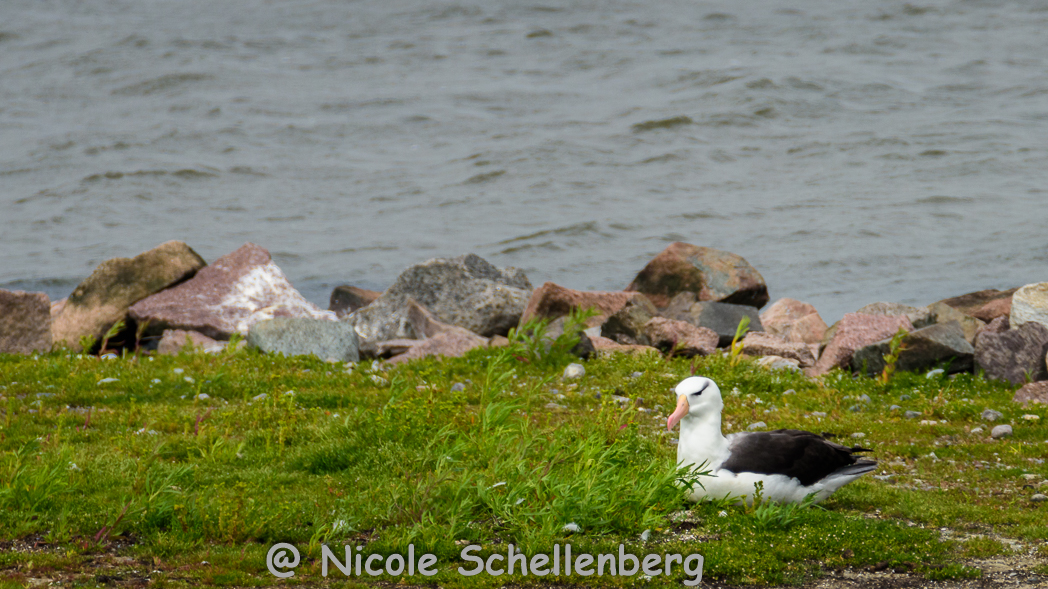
[[667, 376, 876, 504]]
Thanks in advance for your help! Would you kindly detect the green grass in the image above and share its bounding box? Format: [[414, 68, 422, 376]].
[[1, 342, 1046, 588]]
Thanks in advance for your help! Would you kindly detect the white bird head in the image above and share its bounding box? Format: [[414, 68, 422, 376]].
[[666, 376, 724, 431]]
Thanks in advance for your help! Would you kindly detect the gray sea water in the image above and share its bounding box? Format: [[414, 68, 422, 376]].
[[2, 0, 1047, 323]]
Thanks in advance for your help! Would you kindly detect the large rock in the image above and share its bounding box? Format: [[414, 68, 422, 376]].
[[624, 242, 769, 309], [378, 299, 488, 364], [129, 243, 333, 340], [855, 302, 935, 329], [971, 297, 1011, 323], [248, 317, 359, 362], [759, 298, 827, 344], [1014, 381, 1048, 406], [351, 254, 530, 342], [812, 313, 913, 376], [935, 288, 1018, 318], [974, 321, 1048, 385], [520, 282, 641, 326], [52, 241, 205, 350], [741, 332, 817, 368], [851, 321, 974, 376], [1010, 283, 1048, 330], [157, 329, 227, 355], [925, 302, 985, 344], [642, 317, 718, 357], [665, 294, 763, 347], [588, 335, 660, 357], [600, 296, 659, 345], [329, 286, 381, 318], [0, 290, 51, 354]]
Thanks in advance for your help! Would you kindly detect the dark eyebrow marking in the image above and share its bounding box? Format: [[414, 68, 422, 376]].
[[693, 381, 710, 396]]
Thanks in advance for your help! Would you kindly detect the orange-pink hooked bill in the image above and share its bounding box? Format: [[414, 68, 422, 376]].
[[666, 394, 689, 432]]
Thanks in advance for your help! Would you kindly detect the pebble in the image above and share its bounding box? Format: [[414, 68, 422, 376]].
[[1031, 494, 1047, 502], [849, 405, 862, 412], [747, 421, 767, 430], [991, 425, 1013, 439], [97, 378, 118, 385], [173, 368, 184, 374], [630, 371, 643, 379], [252, 393, 268, 401], [899, 395, 911, 401], [1022, 474, 1040, 481], [858, 394, 871, 403], [196, 393, 209, 400], [1022, 414, 1040, 421], [812, 411, 827, 417], [925, 368, 945, 378], [562, 522, 580, 533], [450, 382, 466, 392], [151, 378, 161, 384], [563, 363, 585, 379], [889, 405, 902, 411], [920, 420, 938, 426], [545, 402, 568, 410], [904, 411, 922, 419], [971, 427, 984, 434], [640, 529, 651, 542], [782, 389, 795, 395], [851, 432, 866, 439], [981, 409, 1003, 422]]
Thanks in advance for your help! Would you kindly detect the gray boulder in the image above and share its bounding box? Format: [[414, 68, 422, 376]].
[[248, 317, 359, 362], [855, 302, 935, 329], [666, 295, 763, 347], [925, 302, 985, 344], [350, 254, 531, 342], [975, 321, 1048, 385], [851, 321, 974, 376], [53, 240, 206, 350], [601, 295, 659, 345], [0, 290, 51, 354]]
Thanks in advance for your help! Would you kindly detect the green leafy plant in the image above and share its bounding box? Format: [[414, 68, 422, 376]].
[[100, 319, 126, 354], [879, 327, 909, 383], [78, 334, 97, 353], [506, 306, 600, 367], [728, 315, 750, 367]]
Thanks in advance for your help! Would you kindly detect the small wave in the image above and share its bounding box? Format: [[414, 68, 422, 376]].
[[638, 153, 682, 164], [112, 73, 213, 96], [497, 221, 604, 245], [463, 170, 506, 184], [632, 116, 693, 132], [914, 196, 975, 205], [498, 241, 563, 255]]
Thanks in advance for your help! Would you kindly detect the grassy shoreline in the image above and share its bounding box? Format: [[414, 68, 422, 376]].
[[1, 344, 1046, 588]]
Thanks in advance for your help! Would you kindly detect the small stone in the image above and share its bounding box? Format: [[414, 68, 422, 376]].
[[196, 393, 209, 400], [545, 403, 568, 410], [97, 378, 118, 384], [970, 427, 983, 434], [1030, 494, 1047, 502], [640, 529, 651, 542], [451, 382, 466, 392], [747, 421, 767, 430], [925, 369, 945, 378], [904, 411, 921, 419], [981, 409, 1003, 422], [852, 432, 866, 439], [889, 405, 902, 411], [252, 393, 268, 401], [631, 371, 643, 378], [849, 405, 862, 412], [1023, 414, 1041, 421], [991, 424, 1013, 439], [900, 394, 911, 401], [859, 394, 871, 403], [562, 522, 580, 533], [782, 389, 795, 395], [812, 411, 827, 417], [563, 363, 585, 379]]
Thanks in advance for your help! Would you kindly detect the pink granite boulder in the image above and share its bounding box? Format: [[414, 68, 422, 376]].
[[642, 317, 719, 357], [741, 332, 818, 368], [157, 330, 227, 355], [974, 321, 1048, 385], [1013, 381, 1048, 406], [380, 299, 488, 364], [811, 313, 914, 375], [759, 298, 828, 345], [51, 241, 206, 350], [129, 243, 333, 340], [625, 242, 769, 309], [521, 282, 651, 327], [0, 290, 51, 354]]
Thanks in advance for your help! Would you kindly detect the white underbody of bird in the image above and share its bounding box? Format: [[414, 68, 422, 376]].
[[667, 376, 876, 504]]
